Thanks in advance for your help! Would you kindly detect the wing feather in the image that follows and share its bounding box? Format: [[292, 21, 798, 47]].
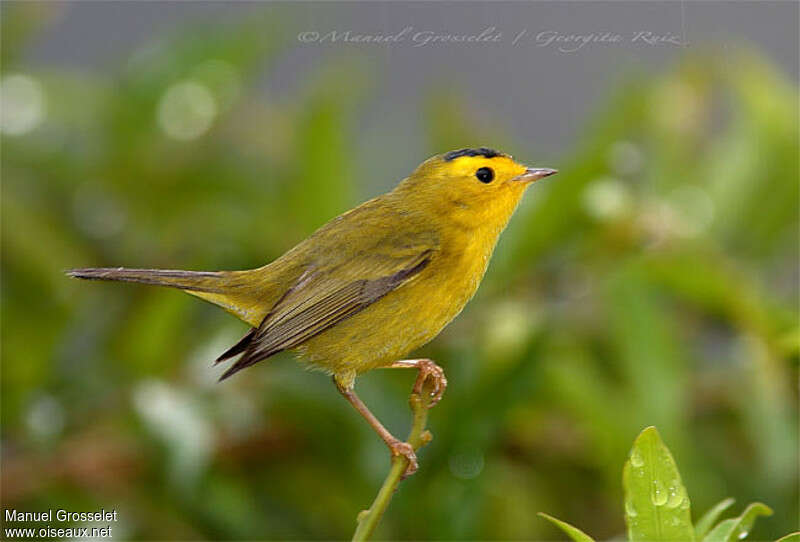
[[218, 248, 434, 380]]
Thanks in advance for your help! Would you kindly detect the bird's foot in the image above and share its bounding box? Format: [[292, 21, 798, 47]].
[[386, 358, 448, 408], [388, 439, 418, 478], [412, 359, 447, 408]]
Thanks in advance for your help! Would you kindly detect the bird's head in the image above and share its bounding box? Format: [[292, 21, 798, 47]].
[[396, 147, 557, 228]]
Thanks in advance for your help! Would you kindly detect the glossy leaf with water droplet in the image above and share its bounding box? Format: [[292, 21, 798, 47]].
[[695, 498, 736, 540], [623, 426, 695, 542], [538, 513, 597, 542], [702, 503, 772, 542]]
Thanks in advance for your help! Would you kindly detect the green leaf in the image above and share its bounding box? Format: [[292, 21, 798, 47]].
[[695, 498, 736, 539], [776, 533, 800, 542], [537, 512, 597, 542], [623, 426, 695, 542], [702, 503, 773, 542], [705, 519, 737, 542]]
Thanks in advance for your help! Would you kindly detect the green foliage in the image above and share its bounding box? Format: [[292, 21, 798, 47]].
[[623, 427, 694, 542], [703, 503, 773, 542], [538, 513, 597, 542], [541, 427, 793, 542], [1, 5, 797, 541], [695, 498, 735, 540]]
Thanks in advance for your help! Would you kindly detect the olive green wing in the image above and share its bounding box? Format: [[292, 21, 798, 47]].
[[217, 237, 437, 380]]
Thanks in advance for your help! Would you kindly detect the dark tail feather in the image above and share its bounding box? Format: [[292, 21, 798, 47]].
[[66, 267, 228, 293], [219, 349, 276, 381], [215, 328, 257, 364], [218, 334, 283, 381]]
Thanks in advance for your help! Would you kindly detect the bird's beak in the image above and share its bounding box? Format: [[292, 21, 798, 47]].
[[512, 167, 558, 183]]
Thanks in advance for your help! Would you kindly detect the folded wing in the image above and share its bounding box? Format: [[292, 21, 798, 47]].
[[217, 231, 437, 380]]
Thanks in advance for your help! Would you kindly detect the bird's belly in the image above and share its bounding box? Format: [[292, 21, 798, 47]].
[[295, 247, 488, 378]]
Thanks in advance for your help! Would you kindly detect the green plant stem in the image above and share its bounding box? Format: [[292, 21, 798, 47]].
[[351, 382, 434, 542]]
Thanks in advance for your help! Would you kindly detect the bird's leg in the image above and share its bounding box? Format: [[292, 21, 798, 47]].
[[385, 359, 447, 408], [333, 377, 419, 477]]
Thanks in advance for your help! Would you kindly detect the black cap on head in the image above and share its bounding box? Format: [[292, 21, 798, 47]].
[[443, 147, 505, 162]]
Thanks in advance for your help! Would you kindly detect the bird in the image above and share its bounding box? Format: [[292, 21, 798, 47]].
[[67, 147, 557, 475]]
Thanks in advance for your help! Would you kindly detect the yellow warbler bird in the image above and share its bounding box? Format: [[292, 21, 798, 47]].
[[67, 147, 556, 475]]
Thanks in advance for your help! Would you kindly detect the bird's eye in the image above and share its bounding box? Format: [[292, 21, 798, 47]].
[[475, 167, 494, 184]]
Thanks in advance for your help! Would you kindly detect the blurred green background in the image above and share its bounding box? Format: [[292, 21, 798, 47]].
[[1, 2, 798, 540]]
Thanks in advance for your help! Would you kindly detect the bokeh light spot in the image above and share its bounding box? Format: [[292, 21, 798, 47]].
[[484, 300, 538, 359], [157, 80, 217, 140], [26, 394, 64, 442], [449, 447, 485, 480], [133, 379, 213, 485], [0, 74, 46, 135], [583, 176, 632, 221]]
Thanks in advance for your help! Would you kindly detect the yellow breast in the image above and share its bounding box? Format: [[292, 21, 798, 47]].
[[296, 217, 505, 380]]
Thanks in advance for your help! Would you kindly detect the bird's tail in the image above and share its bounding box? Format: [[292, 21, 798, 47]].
[[66, 266, 268, 327], [66, 267, 230, 290]]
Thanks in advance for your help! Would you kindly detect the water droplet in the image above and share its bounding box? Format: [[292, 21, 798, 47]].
[[625, 498, 638, 517], [679, 497, 690, 510], [651, 479, 668, 506], [737, 528, 749, 540], [630, 448, 644, 468], [666, 484, 684, 508]]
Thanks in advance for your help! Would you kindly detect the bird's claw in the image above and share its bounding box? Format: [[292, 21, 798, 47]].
[[389, 439, 418, 478], [412, 359, 447, 408]]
